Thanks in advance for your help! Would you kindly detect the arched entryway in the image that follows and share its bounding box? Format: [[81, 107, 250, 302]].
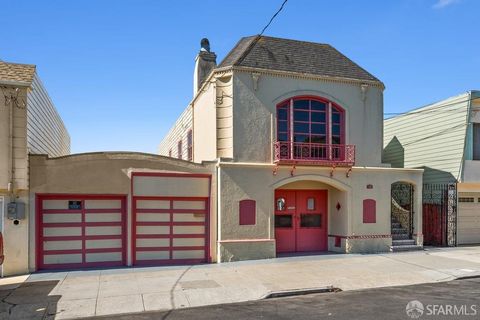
[[391, 181, 417, 250], [272, 178, 349, 254]]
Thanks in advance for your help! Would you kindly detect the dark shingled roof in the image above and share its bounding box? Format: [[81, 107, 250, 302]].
[[218, 35, 382, 84]]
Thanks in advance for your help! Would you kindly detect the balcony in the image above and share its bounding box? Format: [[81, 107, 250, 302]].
[[274, 141, 355, 166]]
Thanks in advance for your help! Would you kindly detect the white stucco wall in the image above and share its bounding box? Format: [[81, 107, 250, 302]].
[[216, 163, 423, 261], [232, 71, 385, 166], [193, 80, 217, 162]]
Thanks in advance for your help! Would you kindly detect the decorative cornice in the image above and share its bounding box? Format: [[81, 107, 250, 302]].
[[230, 66, 385, 90]]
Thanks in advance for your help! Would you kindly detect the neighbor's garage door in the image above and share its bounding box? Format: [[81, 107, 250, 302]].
[[132, 173, 211, 266], [37, 195, 127, 270], [458, 193, 480, 245]]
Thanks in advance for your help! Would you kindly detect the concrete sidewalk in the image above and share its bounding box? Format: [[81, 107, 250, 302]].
[[1, 246, 480, 319]]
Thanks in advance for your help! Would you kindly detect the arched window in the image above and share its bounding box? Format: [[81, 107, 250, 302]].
[[276, 96, 346, 162]]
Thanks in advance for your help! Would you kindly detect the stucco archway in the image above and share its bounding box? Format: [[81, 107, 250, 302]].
[[271, 175, 352, 254]]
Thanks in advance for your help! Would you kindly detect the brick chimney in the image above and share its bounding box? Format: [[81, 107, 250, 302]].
[[193, 38, 217, 96]]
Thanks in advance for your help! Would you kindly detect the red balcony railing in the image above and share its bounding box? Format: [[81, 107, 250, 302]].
[[274, 141, 355, 166]]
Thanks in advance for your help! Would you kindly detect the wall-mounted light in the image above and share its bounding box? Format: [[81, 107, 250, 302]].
[[336, 202, 341, 211]]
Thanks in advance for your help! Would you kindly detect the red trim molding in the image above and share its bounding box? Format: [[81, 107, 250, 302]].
[[328, 234, 392, 239]]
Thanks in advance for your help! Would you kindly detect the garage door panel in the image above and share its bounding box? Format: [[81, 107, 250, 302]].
[[85, 213, 122, 222], [43, 200, 82, 210], [173, 201, 205, 210], [173, 226, 205, 235], [44, 240, 82, 251], [137, 213, 170, 222], [173, 213, 205, 222], [136, 251, 170, 261], [136, 226, 170, 235], [38, 195, 126, 270], [132, 173, 210, 266], [136, 200, 170, 209], [172, 250, 205, 259], [44, 254, 82, 265], [43, 213, 82, 223], [44, 227, 82, 237], [86, 252, 122, 263], [136, 238, 170, 248], [86, 239, 122, 249], [172, 238, 205, 247], [84, 200, 122, 209]]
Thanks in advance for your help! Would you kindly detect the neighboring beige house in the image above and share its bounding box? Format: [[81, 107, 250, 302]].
[[384, 91, 480, 245], [160, 35, 424, 262], [0, 61, 70, 276]]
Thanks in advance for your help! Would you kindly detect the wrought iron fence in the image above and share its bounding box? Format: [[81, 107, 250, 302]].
[[422, 183, 457, 247]]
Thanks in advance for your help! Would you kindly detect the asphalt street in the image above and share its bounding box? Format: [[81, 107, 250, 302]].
[[84, 277, 480, 320]]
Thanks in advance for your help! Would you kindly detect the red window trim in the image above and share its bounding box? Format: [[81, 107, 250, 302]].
[[276, 96, 345, 145], [187, 130, 193, 161], [177, 140, 183, 160]]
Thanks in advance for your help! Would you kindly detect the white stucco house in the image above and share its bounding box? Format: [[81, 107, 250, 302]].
[[384, 91, 480, 246], [11, 35, 425, 276], [159, 35, 424, 261]]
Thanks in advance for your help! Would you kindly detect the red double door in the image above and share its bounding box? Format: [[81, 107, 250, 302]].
[[275, 190, 328, 253]]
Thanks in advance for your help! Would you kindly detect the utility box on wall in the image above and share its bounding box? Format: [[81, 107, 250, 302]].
[[7, 202, 26, 220]]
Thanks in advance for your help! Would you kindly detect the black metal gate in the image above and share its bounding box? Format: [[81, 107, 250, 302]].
[[391, 182, 414, 237], [422, 183, 457, 247]]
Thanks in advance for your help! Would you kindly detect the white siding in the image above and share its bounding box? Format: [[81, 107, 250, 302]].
[[158, 105, 192, 160], [384, 92, 470, 184], [26, 74, 70, 157]]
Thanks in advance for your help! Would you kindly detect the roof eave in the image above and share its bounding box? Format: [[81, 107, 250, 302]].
[[229, 65, 385, 89], [0, 79, 32, 87]]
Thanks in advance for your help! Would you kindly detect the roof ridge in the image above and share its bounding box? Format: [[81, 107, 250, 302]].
[[234, 35, 261, 66], [258, 35, 330, 47]]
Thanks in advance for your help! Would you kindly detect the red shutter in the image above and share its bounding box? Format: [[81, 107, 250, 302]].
[[239, 200, 256, 225], [363, 199, 376, 223]]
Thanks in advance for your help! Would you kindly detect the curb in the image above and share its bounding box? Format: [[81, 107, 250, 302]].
[[261, 285, 341, 299], [455, 274, 480, 281]]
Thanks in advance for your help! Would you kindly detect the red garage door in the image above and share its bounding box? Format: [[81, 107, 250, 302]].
[[36, 194, 127, 270], [132, 172, 211, 266]]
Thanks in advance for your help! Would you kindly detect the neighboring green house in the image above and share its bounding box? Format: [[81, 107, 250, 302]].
[[384, 90, 480, 245]]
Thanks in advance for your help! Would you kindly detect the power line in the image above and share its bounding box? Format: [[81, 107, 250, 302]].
[[384, 96, 479, 117], [260, 0, 288, 36]]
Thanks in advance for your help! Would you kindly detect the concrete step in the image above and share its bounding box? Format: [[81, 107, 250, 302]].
[[392, 239, 416, 246], [391, 222, 402, 229], [392, 233, 411, 240], [391, 227, 408, 234], [390, 245, 423, 252]]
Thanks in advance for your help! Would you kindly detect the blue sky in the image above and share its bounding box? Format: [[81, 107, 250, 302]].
[[1, 0, 478, 154]]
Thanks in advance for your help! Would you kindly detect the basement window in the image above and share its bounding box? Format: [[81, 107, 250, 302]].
[[459, 197, 474, 203]]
